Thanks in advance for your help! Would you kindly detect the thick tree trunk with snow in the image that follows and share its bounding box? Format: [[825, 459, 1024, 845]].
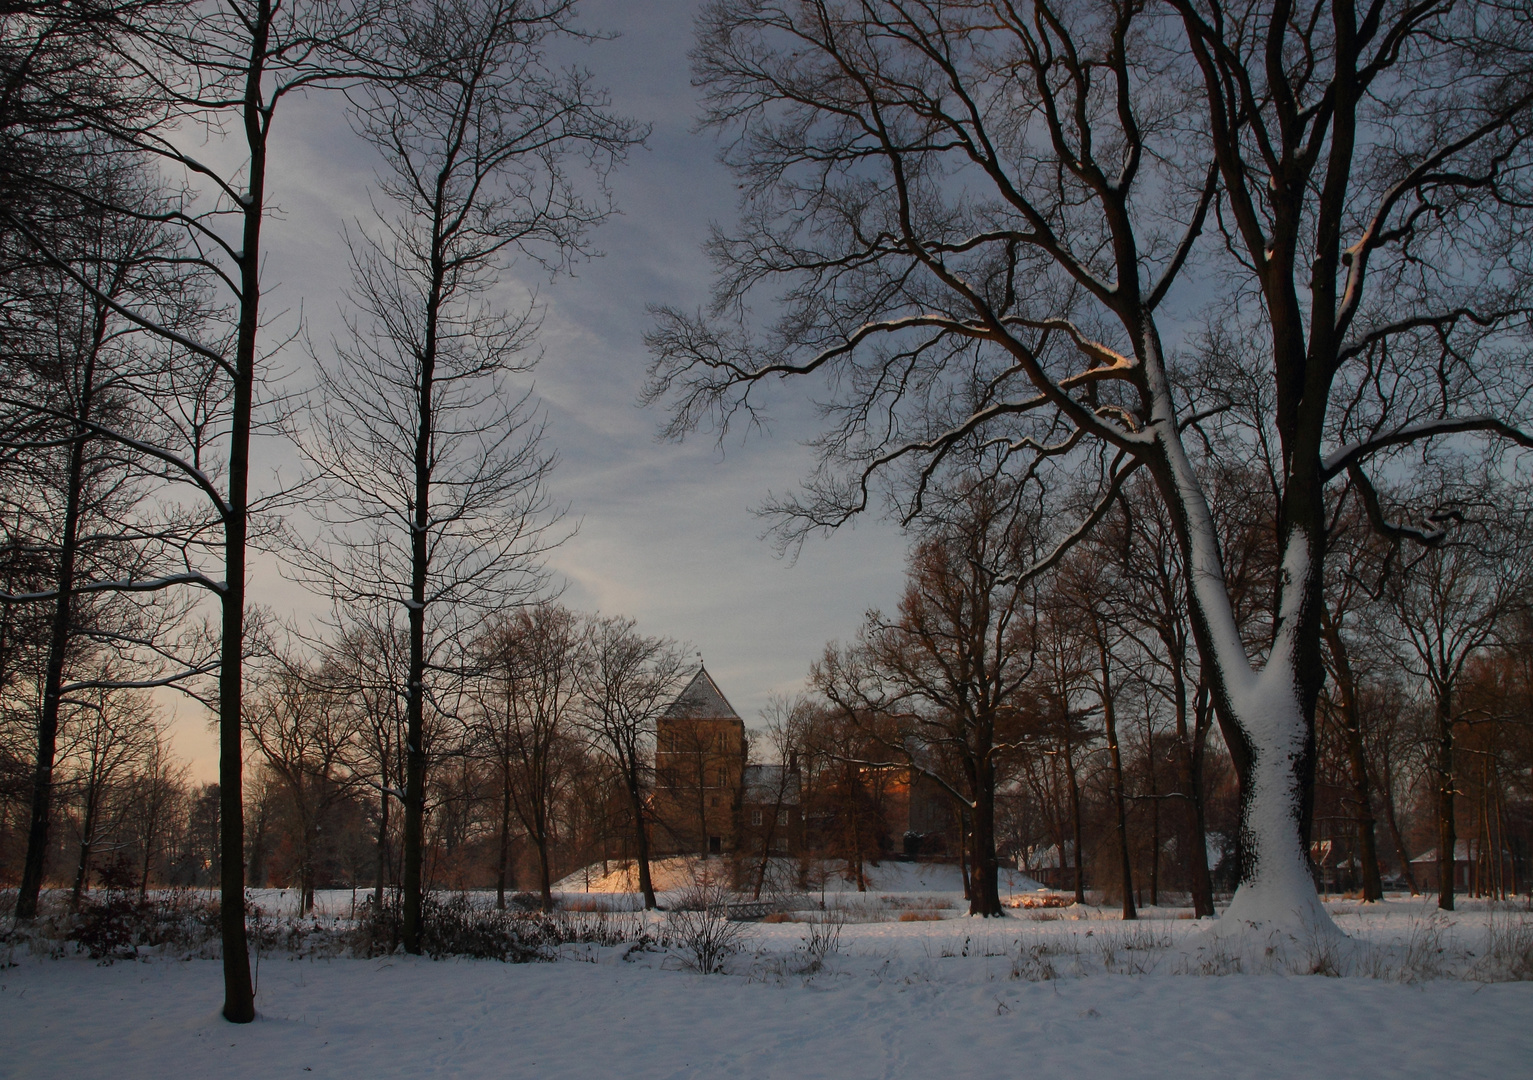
[[1151, 428, 1331, 935]]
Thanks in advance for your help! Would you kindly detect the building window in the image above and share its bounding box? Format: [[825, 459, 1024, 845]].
[[773, 837, 789, 852], [777, 809, 790, 827], [751, 809, 762, 826]]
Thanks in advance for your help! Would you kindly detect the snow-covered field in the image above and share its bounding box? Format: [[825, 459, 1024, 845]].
[[3, 885, 1531, 1079]]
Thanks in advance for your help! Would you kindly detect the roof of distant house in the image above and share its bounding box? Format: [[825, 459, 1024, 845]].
[[743, 764, 801, 805], [1409, 840, 1509, 863], [663, 666, 741, 721]]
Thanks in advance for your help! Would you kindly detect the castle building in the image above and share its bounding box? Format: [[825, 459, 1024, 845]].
[[651, 666, 747, 856]]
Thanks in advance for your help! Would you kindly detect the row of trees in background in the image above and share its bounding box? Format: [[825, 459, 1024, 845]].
[[6, 464, 1530, 927], [808, 458, 1533, 918]]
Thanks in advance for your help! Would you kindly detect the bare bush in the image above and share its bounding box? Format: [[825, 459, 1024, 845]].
[[351, 891, 641, 962], [795, 908, 847, 974], [1470, 909, 1533, 983], [665, 882, 749, 974]]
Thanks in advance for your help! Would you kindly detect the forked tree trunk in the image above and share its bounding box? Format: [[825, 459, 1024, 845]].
[[1209, 677, 1329, 931], [1152, 425, 1333, 935]]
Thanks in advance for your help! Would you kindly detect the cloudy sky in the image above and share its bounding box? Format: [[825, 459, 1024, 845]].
[[167, 0, 911, 777]]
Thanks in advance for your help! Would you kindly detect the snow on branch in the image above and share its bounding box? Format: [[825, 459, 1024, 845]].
[[0, 571, 225, 604], [1322, 415, 1533, 479]]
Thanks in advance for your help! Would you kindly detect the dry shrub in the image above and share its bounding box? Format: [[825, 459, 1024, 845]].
[[68, 878, 220, 963], [351, 892, 639, 961], [665, 882, 749, 974], [1010, 893, 1069, 909], [1470, 908, 1533, 982], [795, 908, 846, 973], [899, 911, 942, 922], [761, 911, 793, 924]]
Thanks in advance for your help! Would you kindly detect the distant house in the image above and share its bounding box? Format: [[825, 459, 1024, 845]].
[[879, 767, 959, 858], [740, 763, 804, 855], [1023, 843, 1078, 890], [1408, 840, 1517, 895]]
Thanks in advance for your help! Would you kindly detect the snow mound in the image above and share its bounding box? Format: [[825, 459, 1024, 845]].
[[553, 858, 1042, 897]]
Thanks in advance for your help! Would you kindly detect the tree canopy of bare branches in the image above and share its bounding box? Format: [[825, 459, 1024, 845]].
[[646, 0, 1533, 932]]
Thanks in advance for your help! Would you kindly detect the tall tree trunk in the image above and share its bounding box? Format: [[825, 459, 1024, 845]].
[[1435, 690, 1456, 911], [497, 765, 512, 910], [215, 2, 276, 1024], [373, 785, 389, 908], [1186, 684, 1215, 915], [72, 793, 98, 908], [16, 289, 107, 919], [1066, 739, 1085, 904], [1147, 748, 1159, 907], [969, 769, 1002, 916], [1322, 613, 1383, 901], [1098, 640, 1136, 920], [402, 191, 448, 954], [628, 771, 656, 909]]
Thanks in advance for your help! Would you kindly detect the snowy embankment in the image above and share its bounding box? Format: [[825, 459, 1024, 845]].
[[552, 856, 1043, 897], [3, 892, 1531, 1079]]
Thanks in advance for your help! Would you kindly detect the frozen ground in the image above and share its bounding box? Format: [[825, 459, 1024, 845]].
[[3, 891, 1531, 1079]]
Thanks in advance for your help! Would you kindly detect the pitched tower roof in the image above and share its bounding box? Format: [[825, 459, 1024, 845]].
[[664, 666, 741, 720]]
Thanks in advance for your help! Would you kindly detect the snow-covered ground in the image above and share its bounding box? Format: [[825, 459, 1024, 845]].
[[3, 891, 1530, 1079]]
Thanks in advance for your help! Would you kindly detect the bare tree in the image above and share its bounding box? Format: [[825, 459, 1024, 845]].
[[814, 473, 1036, 916], [243, 653, 360, 913], [576, 615, 688, 909], [1, 0, 405, 1020], [323, 608, 410, 908], [743, 694, 806, 901], [1057, 555, 1137, 919], [293, 0, 640, 952], [1104, 477, 1216, 915], [2, 149, 211, 921], [57, 678, 159, 906], [123, 724, 188, 898], [1379, 476, 1532, 909], [472, 603, 580, 911], [647, 1, 1533, 932]]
